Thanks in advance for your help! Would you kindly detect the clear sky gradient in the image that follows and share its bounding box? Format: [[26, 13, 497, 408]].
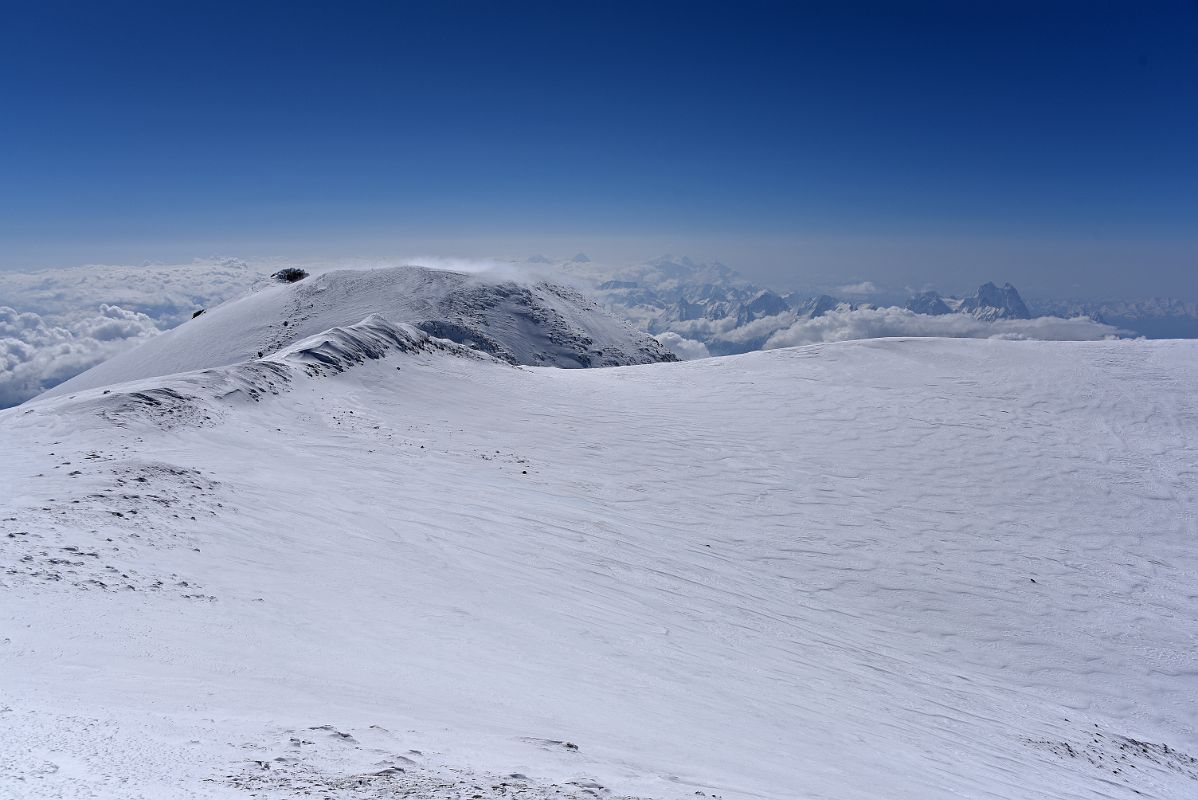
[[1, 1, 1195, 296]]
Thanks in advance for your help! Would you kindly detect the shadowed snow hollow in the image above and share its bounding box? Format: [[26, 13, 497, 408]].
[[40, 265, 676, 399]]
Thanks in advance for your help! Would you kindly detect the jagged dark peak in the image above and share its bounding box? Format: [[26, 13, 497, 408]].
[[961, 282, 1030, 320]]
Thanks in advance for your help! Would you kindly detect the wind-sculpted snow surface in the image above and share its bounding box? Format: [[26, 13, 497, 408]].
[[40, 266, 675, 399], [25, 316, 488, 431], [1, 337, 1196, 799]]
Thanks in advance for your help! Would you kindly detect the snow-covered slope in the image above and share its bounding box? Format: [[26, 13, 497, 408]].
[[2, 334, 1196, 799], [40, 265, 676, 399]]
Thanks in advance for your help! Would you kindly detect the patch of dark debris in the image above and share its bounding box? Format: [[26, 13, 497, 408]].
[[221, 757, 647, 800], [0, 457, 224, 600], [272, 267, 310, 283], [216, 725, 661, 800], [96, 387, 213, 430], [1027, 727, 1198, 792], [1, 530, 212, 599]]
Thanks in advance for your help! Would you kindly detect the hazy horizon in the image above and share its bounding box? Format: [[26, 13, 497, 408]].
[[2, 1, 1194, 300], [2, 236, 1195, 302]]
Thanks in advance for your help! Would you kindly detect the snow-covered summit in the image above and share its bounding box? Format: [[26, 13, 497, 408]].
[[40, 265, 676, 399]]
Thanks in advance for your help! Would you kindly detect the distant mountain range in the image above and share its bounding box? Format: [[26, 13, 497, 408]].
[[1030, 297, 1198, 339], [559, 256, 1198, 355]]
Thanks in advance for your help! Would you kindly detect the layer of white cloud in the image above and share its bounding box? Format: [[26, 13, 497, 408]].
[[0, 258, 274, 407], [654, 331, 711, 360], [0, 305, 162, 407], [0, 258, 267, 328], [763, 306, 1124, 350], [653, 311, 797, 347]]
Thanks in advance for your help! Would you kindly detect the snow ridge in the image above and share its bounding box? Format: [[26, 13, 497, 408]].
[[34, 315, 491, 430], [283, 314, 487, 375]]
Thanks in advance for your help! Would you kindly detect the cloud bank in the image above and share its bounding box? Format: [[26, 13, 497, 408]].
[[0, 305, 162, 407], [0, 258, 271, 407], [654, 331, 711, 360], [762, 306, 1124, 349], [0, 258, 266, 326]]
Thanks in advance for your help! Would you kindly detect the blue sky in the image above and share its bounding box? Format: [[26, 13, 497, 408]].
[[1, 1, 1195, 296]]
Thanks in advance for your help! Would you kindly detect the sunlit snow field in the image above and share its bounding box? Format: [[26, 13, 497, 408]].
[[2, 331, 1196, 798]]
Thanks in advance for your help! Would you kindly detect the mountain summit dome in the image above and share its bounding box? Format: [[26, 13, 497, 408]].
[[41, 265, 677, 399]]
